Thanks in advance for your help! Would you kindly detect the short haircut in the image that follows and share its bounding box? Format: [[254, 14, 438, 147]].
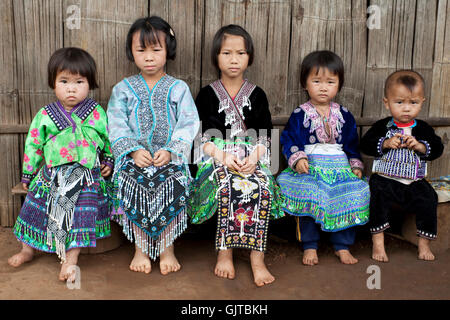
[[300, 50, 345, 91], [47, 47, 98, 89], [126, 16, 176, 61], [211, 25, 254, 74], [384, 70, 425, 97]]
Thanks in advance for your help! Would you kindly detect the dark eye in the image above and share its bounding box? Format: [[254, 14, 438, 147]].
[[60, 80, 67, 83]]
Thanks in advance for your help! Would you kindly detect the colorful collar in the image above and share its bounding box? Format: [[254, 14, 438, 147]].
[[393, 119, 416, 128]]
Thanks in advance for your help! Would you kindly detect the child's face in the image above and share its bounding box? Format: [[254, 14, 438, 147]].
[[132, 30, 167, 80], [218, 34, 249, 81], [305, 67, 339, 107], [384, 83, 425, 123], [54, 70, 89, 110]]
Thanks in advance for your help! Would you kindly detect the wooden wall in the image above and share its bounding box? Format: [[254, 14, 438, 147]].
[[0, 0, 449, 226]]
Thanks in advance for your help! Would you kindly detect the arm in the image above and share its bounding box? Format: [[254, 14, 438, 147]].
[[94, 105, 114, 176], [340, 108, 364, 172], [161, 81, 200, 164], [22, 109, 47, 184], [107, 81, 145, 164], [280, 109, 308, 170], [414, 120, 444, 161], [360, 118, 390, 157]]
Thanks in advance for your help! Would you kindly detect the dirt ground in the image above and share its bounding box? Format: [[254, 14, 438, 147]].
[[0, 218, 449, 301]]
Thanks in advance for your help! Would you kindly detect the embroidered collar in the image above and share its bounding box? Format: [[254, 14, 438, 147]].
[[210, 79, 256, 137], [44, 98, 98, 131], [300, 101, 345, 143], [393, 119, 416, 128]]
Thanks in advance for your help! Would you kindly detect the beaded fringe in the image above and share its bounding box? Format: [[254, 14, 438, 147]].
[[121, 210, 187, 261], [118, 170, 183, 224]]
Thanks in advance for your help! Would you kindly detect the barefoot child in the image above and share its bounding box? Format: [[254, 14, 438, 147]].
[[188, 25, 284, 287], [8, 48, 114, 282], [107, 16, 200, 275], [277, 51, 370, 266], [360, 70, 444, 262]]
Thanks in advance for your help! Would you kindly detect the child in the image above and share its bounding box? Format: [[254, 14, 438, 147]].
[[8, 47, 114, 282], [360, 70, 444, 262], [107, 16, 200, 275], [188, 25, 284, 287], [277, 50, 370, 266]]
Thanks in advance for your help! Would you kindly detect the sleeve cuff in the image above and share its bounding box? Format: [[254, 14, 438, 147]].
[[377, 137, 387, 155], [418, 140, 431, 158], [288, 151, 307, 169], [21, 173, 33, 184], [349, 158, 364, 170]]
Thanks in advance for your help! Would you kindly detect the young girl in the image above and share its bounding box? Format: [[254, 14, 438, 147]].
[[107, 16, 200, 275], [8, 47, 113, 282], [277, 50, 370, 265], [188, 25, 284, 287]]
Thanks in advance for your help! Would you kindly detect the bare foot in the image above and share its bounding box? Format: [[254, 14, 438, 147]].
[[59, 248, 81, 282], [250, 250, 275, 287], [302, 249, 319, 266], [130, 245, 152, 274], [371, 232, 389, 262], [8, 244, 34, 267], [335, 250, 358, 264], [215, 249, 235, 279], [159, 245, 181, 275], [418, 238, 435, 261]]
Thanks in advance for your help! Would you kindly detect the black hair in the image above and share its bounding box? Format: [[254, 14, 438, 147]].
[[384, 70, 425, 98], [47, 47, 98, 89], [211, 24, 254, 74], [300, 50, 345, 91], [126, 16, 176, 61]]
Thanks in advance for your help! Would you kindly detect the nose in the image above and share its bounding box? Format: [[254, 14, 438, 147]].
[[230, 53, 238, 63], [144, 52, 154, 61]]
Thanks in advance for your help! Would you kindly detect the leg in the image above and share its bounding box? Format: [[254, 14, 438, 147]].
[[215, 249, 235, 279], [371, 232, 389, 262], [250, 250, 275, 287], [8, 242, 34, 267], [330, 228, 358, 265], [159, 244, 181, 275], [409, 180, 437, 261], [130, 244, 152, 274], [298, 217, 320, 266], [59, 248, 81, 282]]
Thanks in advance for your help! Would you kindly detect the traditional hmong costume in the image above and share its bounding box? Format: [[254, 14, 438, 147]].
[[360, 117, 444, 240], [188, 80, 284, 252], [15, 98, 114, 262], [107, 74, 200, 260], [277, 101, 370, 251]]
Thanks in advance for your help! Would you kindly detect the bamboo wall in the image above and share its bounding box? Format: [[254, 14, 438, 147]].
[[0, 0, 449, 226]]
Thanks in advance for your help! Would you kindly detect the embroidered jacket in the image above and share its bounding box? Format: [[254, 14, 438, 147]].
[[107, 74, 200, 167], [195, 80, 272, 163], [280, 101, 364, 170], [360, 117, 444, 179], [21, 98, 114, 184]]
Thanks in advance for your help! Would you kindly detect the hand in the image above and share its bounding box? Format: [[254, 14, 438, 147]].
[[22, 183, 29, 191], [402, 135, 426, 154], [130, 149, 153, 168], [295, 158, 309, 174], [382, 133, 404, 150], [153, 149, 171, 167], [100, 164, 112, 177], [352, 168, 363, 179], [220, 151, 244, 172], [239, 156, 257, 175]]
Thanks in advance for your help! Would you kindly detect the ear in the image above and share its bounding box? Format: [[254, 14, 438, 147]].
[[383, 97, 390, 110]]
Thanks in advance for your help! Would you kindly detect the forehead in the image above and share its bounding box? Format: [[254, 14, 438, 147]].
[[308, 67, 338, 79], [56, 70, 85, 79], [387, 83, 424, 98], [132, 30, 166, 48], [221, 34, 246, 49]]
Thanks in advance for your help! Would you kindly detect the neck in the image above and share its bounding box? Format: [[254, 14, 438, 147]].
[[309, 100, 331, 115], [141, 70, 166, 87], [220, 75, 244, 90]]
